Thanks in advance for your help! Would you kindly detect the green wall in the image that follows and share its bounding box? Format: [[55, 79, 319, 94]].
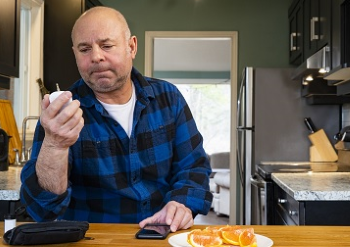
[[100, 0, 294, 75], [99, 0, 294, 223]]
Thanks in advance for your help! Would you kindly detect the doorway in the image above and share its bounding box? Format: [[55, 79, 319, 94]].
[[13, 0, 43, 138], [145, 31, 238, 224]]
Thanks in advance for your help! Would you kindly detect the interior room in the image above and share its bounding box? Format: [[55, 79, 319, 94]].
[[2, 0, 350, 246]]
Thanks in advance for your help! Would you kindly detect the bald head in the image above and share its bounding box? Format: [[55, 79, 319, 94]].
[[70, 6, 137, 98], [72, 7, 131, 45]]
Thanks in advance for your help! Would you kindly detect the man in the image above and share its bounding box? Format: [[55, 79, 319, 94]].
[[20, 6, 212, 232]]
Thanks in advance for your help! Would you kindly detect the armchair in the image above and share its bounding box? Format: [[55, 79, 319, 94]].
[[208, 152, 230, 216]]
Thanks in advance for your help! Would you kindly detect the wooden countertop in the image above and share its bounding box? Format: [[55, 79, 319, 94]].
[[1, 223, 350, 246]]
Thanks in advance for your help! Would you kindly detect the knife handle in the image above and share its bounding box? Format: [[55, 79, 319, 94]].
[[304, 117, 317, 133]]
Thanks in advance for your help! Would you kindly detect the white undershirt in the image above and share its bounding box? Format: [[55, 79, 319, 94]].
[[98, 84, 136, 137]]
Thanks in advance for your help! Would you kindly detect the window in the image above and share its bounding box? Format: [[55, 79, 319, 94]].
[[176, 83, 230, 154]]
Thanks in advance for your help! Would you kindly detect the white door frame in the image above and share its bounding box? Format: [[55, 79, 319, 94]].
[[14, 0, 44, 138], [144, 31, 238, 224]]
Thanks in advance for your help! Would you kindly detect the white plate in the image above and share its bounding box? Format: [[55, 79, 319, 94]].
[[168, 232, 273, 247]]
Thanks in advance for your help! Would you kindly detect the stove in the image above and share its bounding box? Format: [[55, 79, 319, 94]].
[[251, 161, 350, 225], [257, 161, 350, 180]]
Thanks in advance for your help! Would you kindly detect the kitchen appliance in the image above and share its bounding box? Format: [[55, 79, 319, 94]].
[[252, 161, 350, 225], [0, 128, 9, 171], [291, 46, 330, 81], [236, 67, 340, 225]]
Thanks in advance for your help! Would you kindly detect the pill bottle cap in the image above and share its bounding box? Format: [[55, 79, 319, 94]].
[[4, 214, 16, 220]]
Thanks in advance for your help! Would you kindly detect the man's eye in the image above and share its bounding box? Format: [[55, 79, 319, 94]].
[[79, 48, 90, 53], [102, 45, 113, 50]]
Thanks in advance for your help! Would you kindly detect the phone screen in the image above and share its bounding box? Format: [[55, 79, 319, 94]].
[[135, 224, 171, 239]]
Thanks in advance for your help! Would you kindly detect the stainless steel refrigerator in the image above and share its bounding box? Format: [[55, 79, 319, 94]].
[[236, 67, 340, 225]]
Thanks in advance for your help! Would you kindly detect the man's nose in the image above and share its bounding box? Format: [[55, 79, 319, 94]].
[[91, 47, 104, 63]]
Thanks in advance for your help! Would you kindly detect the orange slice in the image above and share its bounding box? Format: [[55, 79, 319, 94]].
[[238, 228, 257, 247], [221, 228, 243, 245], [218, 225, 241, 241], [205, 226, 222, 236], [219, 225, 241, 232], [205, 226, 222, 232], [187, 226, 257, 247], [187, 229, 223, 247]]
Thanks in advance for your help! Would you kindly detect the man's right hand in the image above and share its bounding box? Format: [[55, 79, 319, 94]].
[[40, 91, 84, 149], [35, 92, 84, 195]]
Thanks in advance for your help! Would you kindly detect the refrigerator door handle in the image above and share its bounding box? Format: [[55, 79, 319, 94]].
[[250, 174, 266, 224], [237, 126, 254, 131]]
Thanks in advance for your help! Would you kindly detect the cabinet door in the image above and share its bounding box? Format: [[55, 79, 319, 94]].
[[303, 0, 318, 58], [304, 0, 331, 59], [273, 184, 300, 225], [330, 0, 342, 71], [85, 0, 103, 9], [43, 0, 102, 92], [0, 0, 20, 78], [304, 201, 350, 225], [289, 0, 303, 65], [318, 0, 331, 49]]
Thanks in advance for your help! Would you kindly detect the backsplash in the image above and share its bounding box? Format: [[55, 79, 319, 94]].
[[342, 104, 350, 128]]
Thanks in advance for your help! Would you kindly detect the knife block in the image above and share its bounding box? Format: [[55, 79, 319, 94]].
[[308, 129, 338, 162]]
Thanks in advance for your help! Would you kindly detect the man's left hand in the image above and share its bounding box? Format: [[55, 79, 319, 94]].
[[139, 201, 194, 232]]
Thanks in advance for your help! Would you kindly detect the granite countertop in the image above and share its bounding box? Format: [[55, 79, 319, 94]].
[[0, 166, 22, 201], [272, 172, 350, 201]]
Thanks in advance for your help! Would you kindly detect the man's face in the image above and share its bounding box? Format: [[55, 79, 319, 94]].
[[72, 17, 136, 93]]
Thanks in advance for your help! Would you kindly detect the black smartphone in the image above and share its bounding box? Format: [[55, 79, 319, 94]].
[[135, 223, 171, 239]]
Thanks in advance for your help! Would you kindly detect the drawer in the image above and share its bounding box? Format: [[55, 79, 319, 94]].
[[274, 185, 300, 225]]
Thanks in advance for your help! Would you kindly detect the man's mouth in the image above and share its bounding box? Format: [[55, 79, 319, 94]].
[[91, 69, 109, 76], [90, 65, 109, 74], [92, 69, 106, 73]]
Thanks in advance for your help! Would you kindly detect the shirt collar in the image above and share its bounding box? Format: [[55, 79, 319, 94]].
[[70, 67, 155, 109]]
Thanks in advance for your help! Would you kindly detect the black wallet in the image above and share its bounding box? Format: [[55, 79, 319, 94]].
[[3, 220, 89, 245]]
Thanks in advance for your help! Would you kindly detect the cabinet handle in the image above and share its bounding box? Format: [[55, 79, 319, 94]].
[[278, 198, 287, 204], [289, 210, 297, 216], [310, 17, 319, 41], [290, 32, 297, 51]]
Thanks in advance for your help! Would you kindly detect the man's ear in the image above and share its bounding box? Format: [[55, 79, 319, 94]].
[[129, 36, 137, 58]]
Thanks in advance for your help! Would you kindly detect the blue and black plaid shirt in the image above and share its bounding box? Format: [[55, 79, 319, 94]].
[[20, 68, 213, 223]]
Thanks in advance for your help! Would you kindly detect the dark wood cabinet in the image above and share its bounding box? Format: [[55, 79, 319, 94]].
[[0, 0, 20, 85], [273, 182, 350, 225], [289, 0, 332, 66], [330, 0, 343, 71], [303, 0, 332, 59], [43, 0, 102, 92], [328, 0, 349, 92], [288, 0, 304, 65]]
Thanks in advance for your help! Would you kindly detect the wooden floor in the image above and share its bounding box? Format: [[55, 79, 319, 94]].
[[194, 210, 229, 225]]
